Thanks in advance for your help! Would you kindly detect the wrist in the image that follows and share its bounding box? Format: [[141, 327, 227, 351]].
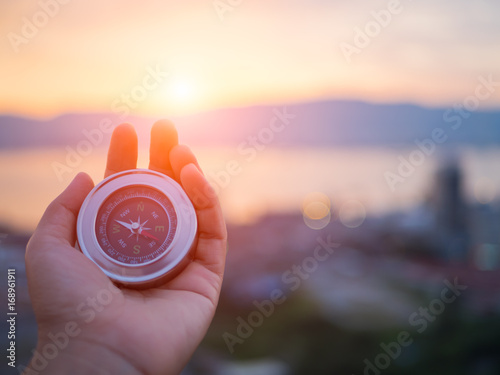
[[23, 338, 144, 375]]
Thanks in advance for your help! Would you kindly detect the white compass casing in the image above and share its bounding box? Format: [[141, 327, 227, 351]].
[[76, 169, 197, 288]]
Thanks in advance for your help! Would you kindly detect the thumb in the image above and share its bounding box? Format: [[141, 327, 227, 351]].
[[28, 173, 94, 252]]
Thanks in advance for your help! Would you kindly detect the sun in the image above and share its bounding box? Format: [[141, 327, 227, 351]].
[[151, 75, 205, 115], [171, 80, 193, 101], [165, 77, 197, 104]]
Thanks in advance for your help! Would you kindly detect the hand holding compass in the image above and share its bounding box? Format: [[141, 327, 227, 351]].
[[24, 121, 227, 375]]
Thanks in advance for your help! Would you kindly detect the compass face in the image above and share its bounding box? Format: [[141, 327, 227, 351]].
[[95, 186, 177, 265], [77, 169, 197, 288]]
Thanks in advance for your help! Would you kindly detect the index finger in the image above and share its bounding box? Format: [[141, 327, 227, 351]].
[[104, 123, 138, 178]]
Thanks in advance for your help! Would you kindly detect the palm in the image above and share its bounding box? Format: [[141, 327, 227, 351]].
[[26, 121, 226, 375]]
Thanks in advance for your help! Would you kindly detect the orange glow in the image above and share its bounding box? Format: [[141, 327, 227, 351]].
[[0, 1, 499, 118]]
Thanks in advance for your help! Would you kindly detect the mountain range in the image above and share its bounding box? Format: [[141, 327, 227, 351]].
[[1, 100, 499, 149]]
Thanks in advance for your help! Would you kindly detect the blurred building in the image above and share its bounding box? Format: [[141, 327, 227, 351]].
[[431, 157, 469, 262]]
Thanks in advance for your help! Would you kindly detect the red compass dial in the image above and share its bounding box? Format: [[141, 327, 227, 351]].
[[96, 186, 177, 265]]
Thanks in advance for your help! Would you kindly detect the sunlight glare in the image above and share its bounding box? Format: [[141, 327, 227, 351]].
[[165, 77, 197, 104]]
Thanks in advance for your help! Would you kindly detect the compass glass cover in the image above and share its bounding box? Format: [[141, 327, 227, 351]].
[[94, 185, 178, 265]]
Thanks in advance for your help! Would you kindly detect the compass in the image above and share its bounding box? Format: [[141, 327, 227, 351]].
[[77, 169, 197, 288]]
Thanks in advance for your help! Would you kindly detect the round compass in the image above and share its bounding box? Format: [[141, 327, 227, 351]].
[[77, 169, 197, 288]]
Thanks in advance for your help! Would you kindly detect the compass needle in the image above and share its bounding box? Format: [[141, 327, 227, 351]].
[[115, 220, 133, 231], [141, 230, 160, 242]]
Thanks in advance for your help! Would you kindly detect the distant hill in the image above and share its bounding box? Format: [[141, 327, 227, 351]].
[[1, 101, 499, 149]]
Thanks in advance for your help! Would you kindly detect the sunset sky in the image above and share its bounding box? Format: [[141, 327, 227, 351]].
[[1, 0, 499, 118]]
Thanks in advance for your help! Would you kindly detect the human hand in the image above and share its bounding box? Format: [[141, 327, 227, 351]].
[[24, 121, 227, 375]]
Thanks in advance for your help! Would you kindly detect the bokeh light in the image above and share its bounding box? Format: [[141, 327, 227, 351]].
[[339, 200, 366, 228], [474, 179, 497, 204], [302, 192, 331, 230]]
